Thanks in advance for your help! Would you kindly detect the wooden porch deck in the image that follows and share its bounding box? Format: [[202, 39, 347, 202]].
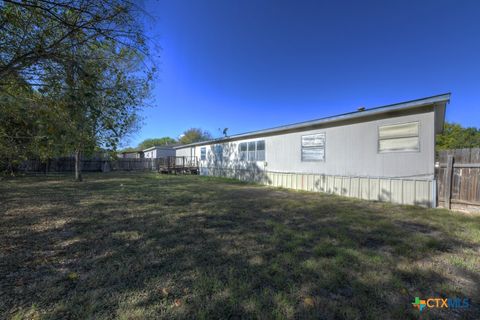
[[158, 156, 199, 174]]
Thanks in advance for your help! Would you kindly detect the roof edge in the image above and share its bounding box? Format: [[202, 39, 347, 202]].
[[142, 145, 176, 152], [174, 93, 451, 149]]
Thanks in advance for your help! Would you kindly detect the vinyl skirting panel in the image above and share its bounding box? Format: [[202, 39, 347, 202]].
[[199, 167, 435, 208]]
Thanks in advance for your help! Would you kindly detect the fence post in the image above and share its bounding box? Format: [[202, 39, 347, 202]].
[[444, 154, 454, 209]]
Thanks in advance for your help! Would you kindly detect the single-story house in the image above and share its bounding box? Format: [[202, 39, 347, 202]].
[[118, 150, 144, 159], [143, 146, 176, 159], [174, 93, 450, 207]]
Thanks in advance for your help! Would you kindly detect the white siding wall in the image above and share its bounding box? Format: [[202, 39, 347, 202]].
[[176, 148, 191, 157], [144, 151, 153, 158], [175, 109, 437, 207], [144, 148, 175, 158], [264, 112, 434, 179]]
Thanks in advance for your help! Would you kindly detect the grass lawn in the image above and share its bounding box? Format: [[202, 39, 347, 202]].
[[1, 172, 479, 319]]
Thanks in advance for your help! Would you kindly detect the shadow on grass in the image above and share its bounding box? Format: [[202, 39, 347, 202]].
[[1, 172, 479, 319]]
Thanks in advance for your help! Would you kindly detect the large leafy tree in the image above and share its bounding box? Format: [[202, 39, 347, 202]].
[[40, 40, 151, 180], [0, 0, 155, 179], [138, 137, 177, 150], [1, 0, 151, 81], [179, 128, 212, 145], [436, 122, 480, 151], [0, 74, 52, 172]]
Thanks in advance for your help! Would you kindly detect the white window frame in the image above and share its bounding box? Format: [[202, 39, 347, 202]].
[[247, 141, 256, 161], [301, 133, 326, 162], [200, 147, 206, 160], [256, 140, 265, 161], [214, 145, 223, 162], [238, 140, 265, 162], [239, 142, 247, 161]]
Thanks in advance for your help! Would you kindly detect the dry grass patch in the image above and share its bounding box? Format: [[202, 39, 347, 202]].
[[0, 172, 479, 319]]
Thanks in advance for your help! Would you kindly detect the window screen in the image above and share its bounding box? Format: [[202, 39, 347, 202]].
[[239, 143, 247, 161], [301, 133, 325, 161], [239, 140, 265, 161], [256, 140, 265, 161], [200, 147, 206, 160], [214, 145, 223, 161], [378, 122, 419, 152], [248, 141, 256, 161]]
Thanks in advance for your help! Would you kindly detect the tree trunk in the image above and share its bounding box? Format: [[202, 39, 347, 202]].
[[45, 158, 50, 175], [74, 150, 82, 181], [6, 157, 14, 176]]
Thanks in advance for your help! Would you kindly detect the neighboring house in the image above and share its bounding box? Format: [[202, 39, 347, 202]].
[[143, 146, 176, 159], [174, 93, 450, 207], [118, 151, 144, 159]]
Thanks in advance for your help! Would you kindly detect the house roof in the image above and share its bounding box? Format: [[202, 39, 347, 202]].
[[142, 145, 176, 152], [174, 93, 451, 149]]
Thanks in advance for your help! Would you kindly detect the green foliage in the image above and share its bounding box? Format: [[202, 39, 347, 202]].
[[0, 0, 155, 174], [119, 137, 177, 152], [179, 128, 212, 145], [0, 73, 69, 171], [119, 147, 140, 153], [436, 122, 480, 150], [138, 137, 177, 150]]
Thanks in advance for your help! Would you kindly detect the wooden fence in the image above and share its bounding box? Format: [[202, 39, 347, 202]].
[[17, 158, 164, 173], [19, 157, 104, 172], [14, 157, 200, 174], [436, 148, 480, 210]]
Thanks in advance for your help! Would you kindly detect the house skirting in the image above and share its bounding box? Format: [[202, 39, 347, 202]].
[[199, 167, 435, 208]]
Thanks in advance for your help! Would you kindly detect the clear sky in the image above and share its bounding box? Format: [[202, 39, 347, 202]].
[[127, 0, 480, 147]]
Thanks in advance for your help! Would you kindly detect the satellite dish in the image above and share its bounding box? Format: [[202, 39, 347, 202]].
[[222, 128, 228, 137]]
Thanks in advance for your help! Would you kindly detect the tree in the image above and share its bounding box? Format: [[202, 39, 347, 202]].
[[138, 137, 177, 150], [0, 0, 153, 84], [1, 0, 155, 179], [436, 122, 480, 151], [179, 128, 212, 145], [119, 147, 139, 153], [43, 40, 150, 181], [0, 74, 47, 172]]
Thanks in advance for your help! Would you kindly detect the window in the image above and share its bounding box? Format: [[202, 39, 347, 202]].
[[200, 147, 206, 160], [239, 143, 247, 161], [214, 145, 223, 161], [378, 122, 419, 153], [301, 133, 325, 161], [248, 141, 256, 161], [256, 140, 265, 161], [238, 140, 265, 161]]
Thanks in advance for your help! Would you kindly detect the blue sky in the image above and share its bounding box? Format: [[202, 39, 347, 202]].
[[127, 0, 480, 147]]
